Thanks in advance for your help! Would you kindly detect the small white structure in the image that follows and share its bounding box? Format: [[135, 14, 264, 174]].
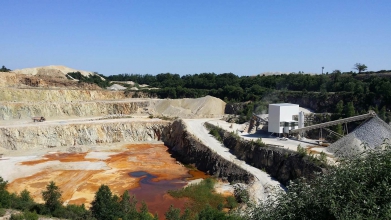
[[268, 103, 299, 134], [298, 111, 305, 128]]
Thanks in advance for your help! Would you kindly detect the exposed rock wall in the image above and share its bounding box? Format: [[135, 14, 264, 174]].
[[206, 123, 325, 185], [0, 72, 100, 89], [0, 88, 129, 102], [224, 101, 251, 115], [0, 101, 149, 120], [162, 120, 253, 183], [0, 120, 168, 150]]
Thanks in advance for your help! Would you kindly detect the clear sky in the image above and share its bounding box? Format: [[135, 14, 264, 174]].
[[1, 0, 390, 76]]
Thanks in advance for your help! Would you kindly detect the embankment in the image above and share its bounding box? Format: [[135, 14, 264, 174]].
[[162, 120, 253, 183], [0, 119, 168, 150], [205, 123, 325, 185]]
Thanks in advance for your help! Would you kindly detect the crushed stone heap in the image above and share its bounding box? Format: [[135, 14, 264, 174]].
[[327, 117, 391, 158], [151, 95, 226, 118]]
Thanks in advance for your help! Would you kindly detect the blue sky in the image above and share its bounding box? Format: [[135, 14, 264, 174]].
[[1, 0, 390, 76]]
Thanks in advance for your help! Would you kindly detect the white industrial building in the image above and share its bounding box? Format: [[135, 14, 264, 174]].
[[268, 103, 302, 135]]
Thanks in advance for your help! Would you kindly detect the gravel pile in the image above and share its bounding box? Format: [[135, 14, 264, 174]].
[[327, 117, 391, 158], [152, 96, 226, 118]]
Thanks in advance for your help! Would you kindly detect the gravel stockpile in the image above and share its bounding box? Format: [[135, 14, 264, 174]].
[[152, 96, 226, 118], [327, 117, 391, 158]]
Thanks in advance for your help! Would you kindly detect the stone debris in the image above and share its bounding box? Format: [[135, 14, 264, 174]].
[[327, 117, 391, 158], [107, 84, 127, 91]]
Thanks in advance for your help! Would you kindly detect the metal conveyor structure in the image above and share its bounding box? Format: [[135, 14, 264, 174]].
[[290, 111, 377, 134]]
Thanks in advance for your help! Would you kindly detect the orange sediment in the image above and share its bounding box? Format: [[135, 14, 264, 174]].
[[7, 144, 192, 209]]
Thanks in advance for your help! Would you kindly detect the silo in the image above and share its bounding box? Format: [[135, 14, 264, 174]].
[[298, 111, 305, 128]]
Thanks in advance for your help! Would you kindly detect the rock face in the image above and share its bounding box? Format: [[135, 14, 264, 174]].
[[0, 88, 129, 102], [162, 120, 253, 183], [0, 101, 149, 120], [205, 123, 324, 185], [0, 72, 101, 89], [0, 120, 169, 150]]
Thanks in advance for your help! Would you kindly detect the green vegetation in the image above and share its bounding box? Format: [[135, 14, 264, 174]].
[[10, 211, 38, 220], [107, 69, 391, 123], [0, 208, 5, 217], [168, 178, 242, 219], [0, 176, 242, 220], [67, 71, 111, 88], [208, 128, 222, 142], [0, 65, 11, 72], [42, 181, 62, 213], [246, 144, 391, 219], [354, 63, 368, 73]]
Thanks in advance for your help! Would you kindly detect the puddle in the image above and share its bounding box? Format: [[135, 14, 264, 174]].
[[128, 171, 190, 219]]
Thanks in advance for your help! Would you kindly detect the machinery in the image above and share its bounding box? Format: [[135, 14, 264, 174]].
[[32, 116, 46, 122], [290, 111, 377, 135]]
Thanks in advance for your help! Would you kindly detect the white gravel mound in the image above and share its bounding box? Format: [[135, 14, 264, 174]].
[[327, 117, 391, 158], [107, 84, 127, 91]]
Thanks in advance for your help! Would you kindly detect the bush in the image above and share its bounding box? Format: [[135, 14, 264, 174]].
[[168, 178, 225, 214], [23, 211, 38, 220], [233, 185, 249, 203], [0, 208, 5, 217], [225, 196, 238, 209], [296, 144, 307, 157], [10, 213, 24, 220], [208, 128, 222, 142], [247, 145, 391, 219]]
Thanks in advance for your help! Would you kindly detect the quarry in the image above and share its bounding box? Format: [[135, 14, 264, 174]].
[[1, 65, 391, 218]]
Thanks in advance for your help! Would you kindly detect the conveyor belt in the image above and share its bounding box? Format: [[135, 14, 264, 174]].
[[290, 111, 376, 134]]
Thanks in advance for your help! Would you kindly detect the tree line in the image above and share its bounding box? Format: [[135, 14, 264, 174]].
[[0, 177, 242, 220], [108, 70, 391, 105]]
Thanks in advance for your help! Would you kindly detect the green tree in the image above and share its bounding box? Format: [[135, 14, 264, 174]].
[[0, 66, 11, 72], [332, 70, 341, 82], [119, 190, 139, 220], [139, 201, 154, 220], [42, 181, 62, 213], [354, 63, 368, 73], [165, 205, 180, 220], [0, 177, 10, 208], [344, 102, 355, 117], [335, 100, 344, 116], [14, 189, 35, 211], [379, 106, 387, 121], [90, 185, 118, 220], [181, 209, 192, 220]]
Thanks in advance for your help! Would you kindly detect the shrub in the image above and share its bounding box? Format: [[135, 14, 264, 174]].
[[168, 178, 225, 214], [226, 196, 238, 209], [23, 211, 38, 220], [233, 185, 249, 203], [296, 144, 307, 157], [0, 208, 5, 217], [247, 145, 391, 219], [208, 128, 222, 142], [10, 213, 24, 220]]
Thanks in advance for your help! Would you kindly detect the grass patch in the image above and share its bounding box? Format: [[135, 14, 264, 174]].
[[208, 128, 222, 142], [168, 178, 236, 214]]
